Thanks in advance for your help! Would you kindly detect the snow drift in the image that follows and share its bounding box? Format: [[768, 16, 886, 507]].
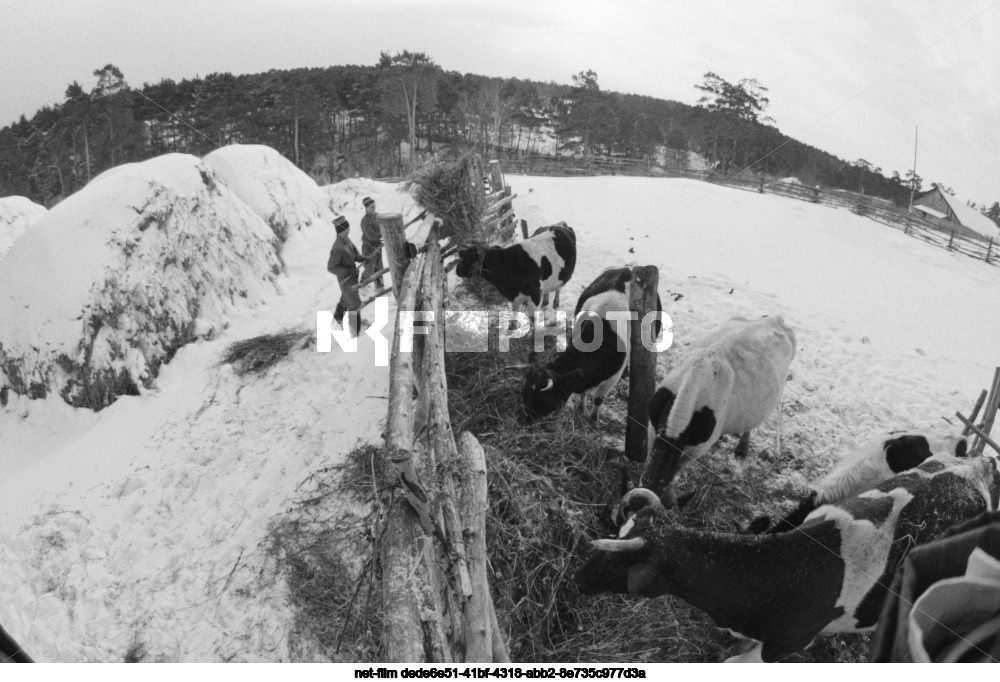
[[203, 144, 335, 242], [0, 153, 282, 409], [0, 195, 47, 259]]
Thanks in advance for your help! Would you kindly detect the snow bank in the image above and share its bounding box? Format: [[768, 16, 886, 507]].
[[203, 144, 335, 242], [0, 153, 282, 409], [0, 195, 47, 259]]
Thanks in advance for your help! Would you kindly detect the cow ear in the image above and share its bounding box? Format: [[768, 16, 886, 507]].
[[647, 387, 676, 429]]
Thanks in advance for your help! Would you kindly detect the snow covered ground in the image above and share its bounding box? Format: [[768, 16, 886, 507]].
[[1, 167, 998, 662]]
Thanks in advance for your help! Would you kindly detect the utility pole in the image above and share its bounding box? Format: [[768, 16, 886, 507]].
[[908, 126, 918, 213]]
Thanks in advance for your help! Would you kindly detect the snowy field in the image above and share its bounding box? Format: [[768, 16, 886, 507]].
[[1, 165, 999, 661]]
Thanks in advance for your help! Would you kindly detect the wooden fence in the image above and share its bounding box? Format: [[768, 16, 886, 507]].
[[502, 155, 997, 267], [377, 157, 516, 663]]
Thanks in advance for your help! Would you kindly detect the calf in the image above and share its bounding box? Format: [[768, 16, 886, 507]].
[[577, 455, 1000, 662], [455, 223, 576, 319], [643, 315, 795, 506], [0, 621, 32, 663], [521, 267, 663, 422], [749, 430, 969, 534]]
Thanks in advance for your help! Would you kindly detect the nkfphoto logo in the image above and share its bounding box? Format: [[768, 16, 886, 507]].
[[316, 297, 673, 366]]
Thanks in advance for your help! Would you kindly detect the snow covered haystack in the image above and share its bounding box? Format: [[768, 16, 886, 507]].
[[0, 195, 47, 259], [204, 144, 335, 242], [0, 153, 282, 409]]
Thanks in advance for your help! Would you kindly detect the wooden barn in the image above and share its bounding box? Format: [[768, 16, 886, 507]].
[[912, 186, 1000, 241]]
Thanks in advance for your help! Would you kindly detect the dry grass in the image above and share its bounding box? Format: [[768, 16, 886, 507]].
[[407, 156, 486, 244], [220, 328, 311, 376], [263, 443, 388, 662]]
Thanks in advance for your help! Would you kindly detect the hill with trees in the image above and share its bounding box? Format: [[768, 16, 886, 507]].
[[2, 54, 998, 225]]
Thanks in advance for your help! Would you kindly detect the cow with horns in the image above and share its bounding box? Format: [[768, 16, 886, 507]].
[[515, 267, 663, 423], [455, 222, 576, 320], [643, 315, 796, 506], [747, 430, 970, 534], [577, 454, 1000, 662]]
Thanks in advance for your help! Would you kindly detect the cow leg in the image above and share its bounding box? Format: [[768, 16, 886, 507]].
[[734, 432, 751, 459], [590, 395, 605, 423], [553, 289, 560, 309]]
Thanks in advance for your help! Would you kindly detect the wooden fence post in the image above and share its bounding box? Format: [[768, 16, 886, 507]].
[[379, 213, 411, 299], [625, 265, 660, 463], [948, 230, 956, 250], [987, 237, 993, 264], [519, 218, 529, 240], [758, 172, 765, 193], [812, 186, 820, 203]]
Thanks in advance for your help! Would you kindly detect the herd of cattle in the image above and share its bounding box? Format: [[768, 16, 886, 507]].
[[1, 221, 995, 664], [453, 222, 1000, 663]]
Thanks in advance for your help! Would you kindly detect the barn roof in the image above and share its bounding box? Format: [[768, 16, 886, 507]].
[[935, 189, 999, 238], [913, 204, 947, 220]]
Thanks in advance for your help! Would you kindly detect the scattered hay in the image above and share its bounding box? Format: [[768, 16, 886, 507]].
[[220, 328, 311, 376], [444, 334, 870, 662], [408, 156, 485, 244], [263, 443, 387, 662]]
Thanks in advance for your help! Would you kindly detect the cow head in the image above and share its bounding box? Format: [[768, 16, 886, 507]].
[[641, 386, 718, 505], [521, 352, 588, 421], [455, 245, 500, 278], [576, 488, 674, 598]]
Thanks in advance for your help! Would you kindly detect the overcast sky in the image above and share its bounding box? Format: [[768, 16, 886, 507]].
[[3, 0, 999, 204]]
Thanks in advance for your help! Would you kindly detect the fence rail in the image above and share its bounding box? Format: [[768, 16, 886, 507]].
[[501, 155, 996, 267]]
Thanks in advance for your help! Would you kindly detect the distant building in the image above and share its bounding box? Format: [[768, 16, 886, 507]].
[[912, 187, 999, 240]]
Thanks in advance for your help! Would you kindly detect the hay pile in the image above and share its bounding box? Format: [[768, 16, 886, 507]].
[[220, 328, 311, 376], [408, 156, 485, 244]]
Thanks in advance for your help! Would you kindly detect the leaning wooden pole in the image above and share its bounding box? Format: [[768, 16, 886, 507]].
[[382, 251, 441, 663], [973, 367, 1000, 457], [624, 265, 660, 463], [379, 213, 411, 299]]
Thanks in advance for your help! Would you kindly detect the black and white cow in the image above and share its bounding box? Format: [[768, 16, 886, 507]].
[[643, 315, 796, 506], [455, 223, 576, 319], [748, 430, 970, 534], [0, 621, 32, 663], [521, 267, 663, 422], [577, 454, 1000, 662]]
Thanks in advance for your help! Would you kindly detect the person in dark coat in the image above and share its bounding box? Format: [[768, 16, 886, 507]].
[[327, 215, 366, 334], [359, 196, 384, 289]]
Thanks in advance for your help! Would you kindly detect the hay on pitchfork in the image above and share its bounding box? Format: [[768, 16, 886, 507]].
[[408, 156, 486, 244]]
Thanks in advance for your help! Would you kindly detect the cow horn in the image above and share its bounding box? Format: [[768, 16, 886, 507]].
[[622, 488, 666, 515], [504, 364, 531, 370], [541, 378, 555, 392], [593, 537, 647, 553]]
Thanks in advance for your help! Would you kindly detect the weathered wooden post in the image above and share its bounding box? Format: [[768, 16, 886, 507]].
[[986, 237, 993, 264], [973, 368, 1000, 457], [379, 213, 411, 299], [625, 265, 660, 463], [758, 172, 765, 193], [948, 230, 956, 250], [519, 218, 529, 240], [812, 186, 820, 203]]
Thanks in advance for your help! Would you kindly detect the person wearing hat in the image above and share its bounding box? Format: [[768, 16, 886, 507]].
[[359, 196, 385, 290], [327, 215, 366, 334]]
